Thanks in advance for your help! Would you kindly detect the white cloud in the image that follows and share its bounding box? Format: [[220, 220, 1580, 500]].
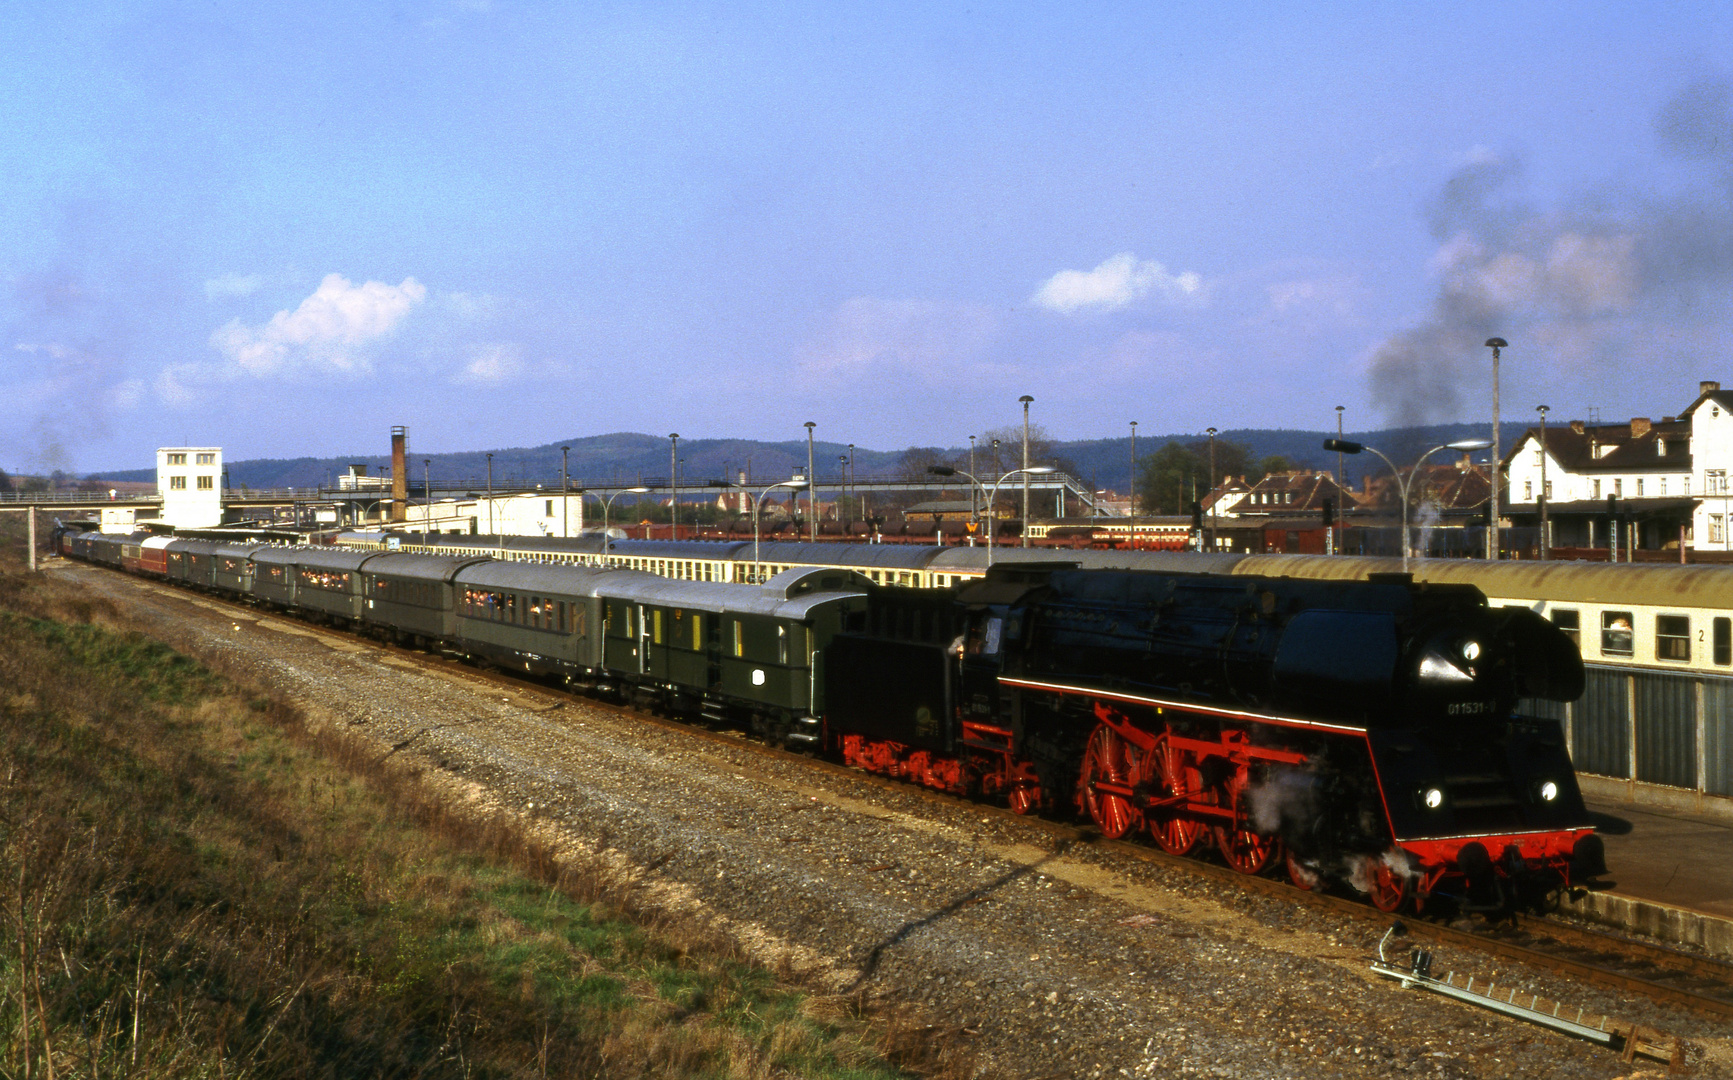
[[453, 342, 525, 384], [209, 273, 427, 377], [204, 274, 263, 300], [1031, 252, 1205, 315], [797, 297, 999, 379]]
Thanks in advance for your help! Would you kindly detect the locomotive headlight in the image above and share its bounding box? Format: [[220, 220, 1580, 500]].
[[1538, 780, 1559, 802], [1422, 787, 1445, 810], [1461, 640, 1481, 662]]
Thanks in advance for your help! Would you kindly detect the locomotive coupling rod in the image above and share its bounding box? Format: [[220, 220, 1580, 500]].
[[1370, 924, 1682, 1067]]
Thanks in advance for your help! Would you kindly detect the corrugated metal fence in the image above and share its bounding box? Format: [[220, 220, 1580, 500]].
[[1526, 665, 1733, 796]]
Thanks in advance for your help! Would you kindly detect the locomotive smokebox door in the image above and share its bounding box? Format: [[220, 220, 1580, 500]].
[[825, 636, 953, 752]]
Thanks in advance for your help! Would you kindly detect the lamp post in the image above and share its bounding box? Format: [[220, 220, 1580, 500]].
[[423, 459, 431, 543], [1335, 406, 1345, 490], [968, 435, 977, 528], [804, 421, 817, 542], [668, 434, 679, 539], [931, 465, 1053, 566], [755, 479, 808, 581], [1485, 337, 1507, 559], [1536, 404, 1550, 560], [561, 446, 570, 538], [1206, 427, 1218, 552], [1019, 395, 1034, 547], [1323, 437, 1493, 573], [1129, 420, 1138, 549], [485, 452, 494, 536], [601, 486, 650, 559]]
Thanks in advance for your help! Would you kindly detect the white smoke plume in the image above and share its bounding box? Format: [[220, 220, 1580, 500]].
[[1369, 81, 1733, 425]]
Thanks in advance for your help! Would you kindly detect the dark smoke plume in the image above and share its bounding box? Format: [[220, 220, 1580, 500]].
[[1369, 80, 1733, 426]]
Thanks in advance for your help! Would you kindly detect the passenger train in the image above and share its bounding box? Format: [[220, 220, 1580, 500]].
[[59, 526, 1601, 915], [334, 532, 1733, 804]]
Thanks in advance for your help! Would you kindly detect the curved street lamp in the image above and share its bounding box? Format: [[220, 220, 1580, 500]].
[[931, 465, 1054, 566], [1323, 437, 1492, 572], [755, 478, 808, 582], [599, 487, 650, 559]]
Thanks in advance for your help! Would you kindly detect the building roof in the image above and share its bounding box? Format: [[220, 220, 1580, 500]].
[[1508, 416, 1691, 474]]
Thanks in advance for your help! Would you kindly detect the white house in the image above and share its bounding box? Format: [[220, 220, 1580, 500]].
[[155, 447, 223, 529], [401, 491, 587, 537], [1503, 380, 1733, 555]]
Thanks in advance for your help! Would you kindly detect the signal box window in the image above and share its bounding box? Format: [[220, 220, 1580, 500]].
[[196, 453, 214, 465], [1716, 618, 1731, 666], [166, 453, 186, 465], [1550, 609, 1580, 647], [1601, 611, 1634, 657], [1656, 615, 1690, 662], [197, 476, 213, 489], [169, 476, 186, 490]]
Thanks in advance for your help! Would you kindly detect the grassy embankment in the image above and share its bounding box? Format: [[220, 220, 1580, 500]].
[[0, 527, 966, 1078]]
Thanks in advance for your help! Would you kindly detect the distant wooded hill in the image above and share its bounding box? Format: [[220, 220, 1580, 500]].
[[90, 423, 1499, 494]]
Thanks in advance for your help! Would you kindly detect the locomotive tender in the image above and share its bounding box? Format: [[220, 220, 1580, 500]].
[[61, 528, 1601, 914]]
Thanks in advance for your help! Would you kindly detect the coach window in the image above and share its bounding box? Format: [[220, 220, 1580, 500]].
[[1715, 618, 1732, 666], [1656, 615, 1691, 662], [1601, 611, 1634, 657], [777, 624, 788, 664], [1550, 609, 1580, 648], [732, 620, 744, 657], [691, 613, 703, 650], [653, 610, 663, 644]]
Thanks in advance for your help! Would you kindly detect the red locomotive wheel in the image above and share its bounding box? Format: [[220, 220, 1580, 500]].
[[1366, 857, 1408, 913], [1008, 784, 1039, 816], [1148, 738, 1204, 856], [1080, 724, 1144, 840], [1284, 851, 1319, 891], [1214, 821, 1279, 875]]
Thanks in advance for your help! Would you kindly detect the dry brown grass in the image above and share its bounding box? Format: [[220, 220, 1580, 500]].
[[0, 532, 982, 1079]]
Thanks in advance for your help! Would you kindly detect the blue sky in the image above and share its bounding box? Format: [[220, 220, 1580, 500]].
[[3, 2, 1730, 473]]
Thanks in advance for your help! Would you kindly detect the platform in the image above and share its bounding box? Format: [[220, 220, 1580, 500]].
[[1560, 795, 1733, 959]]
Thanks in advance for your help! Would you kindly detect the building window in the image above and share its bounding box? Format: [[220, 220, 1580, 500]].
[[1684, 477, 1691, 496], [545, 499, 553, 516], [1660, 478, 1667, 496], [1709, 470, 1728, 494], [1614, 478, 1623, 497], [1601, 611, 1634, 657], [1524, 481, 1533, 501], [166, 453, 186, 465], [169, 476, 186, 490], [196, 475, 213, 490], [195, 453, 214, 465], [1533, 449, 1543, 465], [1637, 478, 1644, 496], [1711, 514, 1726, 544], [1592, 479, 1601, 498], [1544, 480, 1553, 500], [1656, 615, 1690, 662]]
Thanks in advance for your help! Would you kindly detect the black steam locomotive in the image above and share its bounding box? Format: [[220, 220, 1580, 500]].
[[826, 562, 1602, 913]]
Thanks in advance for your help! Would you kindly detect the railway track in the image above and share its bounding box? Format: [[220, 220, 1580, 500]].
[[85, 563, 1733, 1029]]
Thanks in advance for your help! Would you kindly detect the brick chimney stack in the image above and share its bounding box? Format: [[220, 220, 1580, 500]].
[[1703, 381, 1722, 396], [1570, 420, 1586, 434], [391, 426, 408, 523], [1631, 417, 1652, 438]]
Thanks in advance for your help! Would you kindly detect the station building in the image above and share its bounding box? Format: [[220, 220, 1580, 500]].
[[1504, 380, 1733, 558]]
